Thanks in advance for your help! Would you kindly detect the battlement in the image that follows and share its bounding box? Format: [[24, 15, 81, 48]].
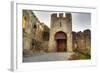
[[50, 13, 72, 28], [51, 13, 71, 18], [51, 13, 57, 17], [66, 13, 72, 18], [59, 13, 63, 18]]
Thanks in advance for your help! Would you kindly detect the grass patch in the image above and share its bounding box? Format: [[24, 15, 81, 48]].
[[69, 52, 91, 60], [79, 53, 91, 59]]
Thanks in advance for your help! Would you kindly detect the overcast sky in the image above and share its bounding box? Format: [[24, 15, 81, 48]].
[[33, 11, 91, 32]]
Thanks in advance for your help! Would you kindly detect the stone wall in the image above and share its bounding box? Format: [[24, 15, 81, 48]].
[[48, 13, 73, 52], [23, 10, 34, 57], [22, 10, 50, 57], [22, 10, 91, 57], [72, 29, 91, 55]]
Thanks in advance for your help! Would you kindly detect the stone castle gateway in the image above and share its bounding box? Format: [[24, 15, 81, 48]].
[[48, 13, 73, 52], [23, 10, 91, 58]]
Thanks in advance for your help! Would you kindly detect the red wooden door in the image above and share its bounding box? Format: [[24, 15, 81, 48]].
[[55, 31, 67, 52], [57, 39, 66, 52]]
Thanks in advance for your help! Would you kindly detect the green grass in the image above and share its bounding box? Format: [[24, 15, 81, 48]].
[[69, 52, 91, 60], [79, 54, 91, 59]]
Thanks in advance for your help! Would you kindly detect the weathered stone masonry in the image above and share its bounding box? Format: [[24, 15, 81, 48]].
[[48, 13, 73, 52], [22, 10, 50, 56], [22, 10, 91, 56]]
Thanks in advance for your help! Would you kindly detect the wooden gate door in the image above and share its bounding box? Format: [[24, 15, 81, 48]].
[[55, 31, 67, 52]]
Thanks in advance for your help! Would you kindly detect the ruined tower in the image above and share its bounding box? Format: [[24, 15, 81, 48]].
[[48, 13, 73, 52]]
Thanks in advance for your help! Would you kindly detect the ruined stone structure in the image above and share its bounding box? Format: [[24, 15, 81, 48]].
[[22, 10, 50, 56], [48, 13, 73, 52], [72, 29, 91, 55], [23, 10, 33, 54], [22, 10, 91, 57]]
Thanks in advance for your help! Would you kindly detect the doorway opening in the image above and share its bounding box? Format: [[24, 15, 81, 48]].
[[55, 31, 67, 52]]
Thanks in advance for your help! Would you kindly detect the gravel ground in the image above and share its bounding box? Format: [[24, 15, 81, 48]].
[[23, 52, 73, 62]]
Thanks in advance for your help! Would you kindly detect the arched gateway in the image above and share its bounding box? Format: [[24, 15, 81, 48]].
[[48, 13, 73, 52], [55, 31, 67, 52]]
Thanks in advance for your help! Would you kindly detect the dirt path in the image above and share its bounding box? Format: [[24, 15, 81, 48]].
[[23, 52, 73, 62]]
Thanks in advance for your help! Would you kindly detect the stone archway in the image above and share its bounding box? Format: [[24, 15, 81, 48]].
[[55, 31, 67, 52]]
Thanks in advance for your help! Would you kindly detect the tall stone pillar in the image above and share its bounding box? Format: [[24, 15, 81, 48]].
[[67, 32, 73, 52]]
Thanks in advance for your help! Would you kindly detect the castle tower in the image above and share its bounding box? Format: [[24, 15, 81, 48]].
[[48, 13, 73, 52]]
